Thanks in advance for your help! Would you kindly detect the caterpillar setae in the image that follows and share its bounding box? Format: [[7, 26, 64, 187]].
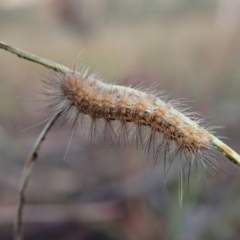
[[42, 64, 239, 183]]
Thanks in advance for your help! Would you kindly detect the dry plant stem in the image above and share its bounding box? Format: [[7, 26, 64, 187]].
[[0, 41, 239, 165], [14, 112, 61, 240], [0, 41, 69, 74]]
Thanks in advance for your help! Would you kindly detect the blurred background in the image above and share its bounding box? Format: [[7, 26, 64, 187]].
[[1, 0, 240, 239]]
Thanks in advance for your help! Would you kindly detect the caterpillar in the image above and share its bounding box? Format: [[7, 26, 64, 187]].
[[42, 65, 229, 178]]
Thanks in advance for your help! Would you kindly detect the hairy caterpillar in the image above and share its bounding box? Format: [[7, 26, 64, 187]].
[[1, 40, 238, 169], [1, 40, 239, 203], [42, 65, 231, 182]]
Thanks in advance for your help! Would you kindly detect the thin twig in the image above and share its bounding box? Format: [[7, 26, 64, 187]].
[[14, 112, 61, 240], [0, 41, 239, 165], [0, 41, 69, 74]]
